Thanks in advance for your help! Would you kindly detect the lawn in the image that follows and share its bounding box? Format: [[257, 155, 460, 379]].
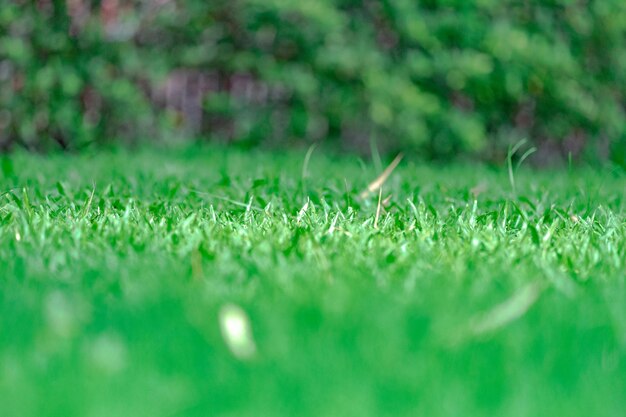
[[1, 147, 625, 417]]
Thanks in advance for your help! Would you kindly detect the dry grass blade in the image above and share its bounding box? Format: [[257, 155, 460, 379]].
[[471, 282, 544, 335], [301, 143, 317, 181], [219, 304, 257, 360], [374, 187, 383, 229], [470, 182, 488, 198], [81, 185, 96, 219], [359, 153, 403, 199]]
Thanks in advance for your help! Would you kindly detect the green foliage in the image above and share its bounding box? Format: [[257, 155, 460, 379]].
[[1, 148, 626, 415], [1, 1, 625, 162], [0, 2, 165, 149]]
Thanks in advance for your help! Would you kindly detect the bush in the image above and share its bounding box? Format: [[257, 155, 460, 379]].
[[0, 1, 170, 150], [1, 0, 625, 164]]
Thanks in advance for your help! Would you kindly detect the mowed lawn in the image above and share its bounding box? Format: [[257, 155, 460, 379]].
[[1, 147, 625, 417]]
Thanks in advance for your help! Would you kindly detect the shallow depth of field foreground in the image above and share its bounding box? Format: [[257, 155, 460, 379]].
[[1, 148, 625, 417]]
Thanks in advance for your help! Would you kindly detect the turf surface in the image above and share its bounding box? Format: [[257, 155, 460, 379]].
[[1, 147, 625, 416]]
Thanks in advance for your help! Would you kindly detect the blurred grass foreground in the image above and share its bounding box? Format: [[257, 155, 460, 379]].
[[1, 0, 626, 164], [1, 148, 625, 416]]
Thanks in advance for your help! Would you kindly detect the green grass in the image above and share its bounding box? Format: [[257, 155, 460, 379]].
[[1, 147, 625, 417]]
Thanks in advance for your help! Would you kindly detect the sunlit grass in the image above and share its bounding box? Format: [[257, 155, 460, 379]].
[[1, 147, 625, 417]]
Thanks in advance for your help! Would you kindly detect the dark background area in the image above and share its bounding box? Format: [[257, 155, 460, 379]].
[[1, 0, 625, 165]]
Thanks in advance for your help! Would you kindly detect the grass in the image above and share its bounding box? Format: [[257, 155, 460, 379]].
[[1, 146, 625, 417]]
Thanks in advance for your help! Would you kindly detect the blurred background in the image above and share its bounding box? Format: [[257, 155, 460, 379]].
[[1, 0, 625, 166]]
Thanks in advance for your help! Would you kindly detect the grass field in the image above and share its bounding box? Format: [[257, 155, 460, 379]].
[[1, 147, 625, 417]]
